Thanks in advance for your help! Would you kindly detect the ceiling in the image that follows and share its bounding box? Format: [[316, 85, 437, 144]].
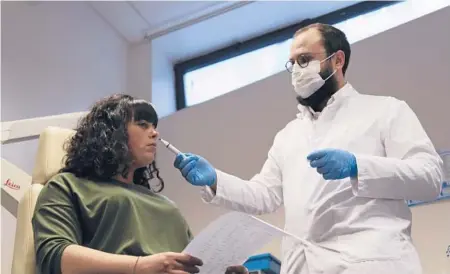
[[88, 1, 252, 43], [151, 1, 360, 63], [88, 1, 361, 45]]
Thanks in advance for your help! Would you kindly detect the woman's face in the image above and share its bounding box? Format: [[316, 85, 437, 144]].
[[127, 120, 159, 168]]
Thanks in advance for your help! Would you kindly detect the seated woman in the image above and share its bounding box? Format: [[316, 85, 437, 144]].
[[32, 94, 248, 274]]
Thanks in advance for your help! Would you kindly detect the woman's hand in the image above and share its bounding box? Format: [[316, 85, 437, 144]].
[[134, 252, 203, 274], [225, 265, 249, 274]]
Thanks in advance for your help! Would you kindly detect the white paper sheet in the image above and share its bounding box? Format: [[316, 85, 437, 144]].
[[183, 211, 302, 274]]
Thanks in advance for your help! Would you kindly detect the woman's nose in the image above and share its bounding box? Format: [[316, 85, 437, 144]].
[[149, 128, 159, 138]]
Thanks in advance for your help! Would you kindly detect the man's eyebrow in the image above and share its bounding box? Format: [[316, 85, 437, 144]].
[[292, 52, 313, 59]]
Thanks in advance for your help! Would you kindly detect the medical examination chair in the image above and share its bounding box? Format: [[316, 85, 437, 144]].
[[11, 126, 75, 274]]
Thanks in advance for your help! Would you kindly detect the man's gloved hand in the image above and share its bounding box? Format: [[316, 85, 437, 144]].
[[307, 148, 358, 180], [174, 153, 217, 186]]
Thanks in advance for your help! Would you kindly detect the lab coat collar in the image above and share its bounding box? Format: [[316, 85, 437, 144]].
[[296, 82, 358, 119]]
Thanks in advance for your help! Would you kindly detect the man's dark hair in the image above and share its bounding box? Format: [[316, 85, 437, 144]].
[[60, 94, 164, 192], [295, 23, 351, 75]]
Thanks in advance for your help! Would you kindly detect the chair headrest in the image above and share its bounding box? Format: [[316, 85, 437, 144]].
[[32, 127, 75, 185]]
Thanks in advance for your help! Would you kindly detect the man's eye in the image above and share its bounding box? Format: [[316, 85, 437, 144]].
[[298, 55, 310, 65]]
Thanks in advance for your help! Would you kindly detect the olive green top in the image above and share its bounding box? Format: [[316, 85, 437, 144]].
[[32, 172, 192, 274]]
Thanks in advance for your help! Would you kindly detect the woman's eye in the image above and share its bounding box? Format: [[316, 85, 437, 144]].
[[138, 122, 149, 128]]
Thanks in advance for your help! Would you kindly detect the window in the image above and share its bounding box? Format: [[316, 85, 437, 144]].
[[182, 39, 292, 107], [333, 0, 450, 44], [174, 0, 449, 110]]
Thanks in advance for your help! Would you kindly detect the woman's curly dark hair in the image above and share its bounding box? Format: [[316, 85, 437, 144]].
[[60, 94, 164, 192]]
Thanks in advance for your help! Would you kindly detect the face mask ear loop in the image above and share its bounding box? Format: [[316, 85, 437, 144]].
[[320, 52, 337, 81], [320, 52, 336, 64], [323, 69, 338, 81]]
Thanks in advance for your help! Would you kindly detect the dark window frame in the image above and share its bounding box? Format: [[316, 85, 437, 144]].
[[174, 1, 400, 110]]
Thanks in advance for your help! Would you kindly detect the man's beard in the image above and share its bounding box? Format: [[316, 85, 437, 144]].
[[296, 66, 338, 112]]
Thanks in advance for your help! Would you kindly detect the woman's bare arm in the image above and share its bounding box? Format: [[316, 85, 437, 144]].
[[61, 245, 136, 274]]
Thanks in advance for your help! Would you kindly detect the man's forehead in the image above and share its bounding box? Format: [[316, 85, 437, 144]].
[[290, 28, 324, 56]]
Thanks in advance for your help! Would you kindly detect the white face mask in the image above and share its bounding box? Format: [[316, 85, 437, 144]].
[[291, 54, 337, 98]]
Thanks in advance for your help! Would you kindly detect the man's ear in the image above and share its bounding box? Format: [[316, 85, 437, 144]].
[[334, 50, 346, 71]]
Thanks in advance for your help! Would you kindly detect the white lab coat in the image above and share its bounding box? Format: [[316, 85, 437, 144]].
[[201, 83, 444, 274]]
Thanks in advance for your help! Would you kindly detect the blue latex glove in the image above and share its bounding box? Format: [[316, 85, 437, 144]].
[[174, 153, 217, 186], [307, 149, 358, 180]]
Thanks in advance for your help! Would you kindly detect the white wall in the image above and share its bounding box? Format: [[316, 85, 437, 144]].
[[127, 42, 152, 102], [155, 7, 450, 273], [1, 2, 129, 273], [1, 1, 128, 122], [151, 38, 177, 117]]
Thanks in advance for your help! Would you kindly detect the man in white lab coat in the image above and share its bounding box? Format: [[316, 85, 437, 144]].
[[174, 23, 444, 274]]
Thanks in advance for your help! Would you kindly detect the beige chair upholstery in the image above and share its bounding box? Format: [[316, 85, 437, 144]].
[[11, 127, 75, 274]]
